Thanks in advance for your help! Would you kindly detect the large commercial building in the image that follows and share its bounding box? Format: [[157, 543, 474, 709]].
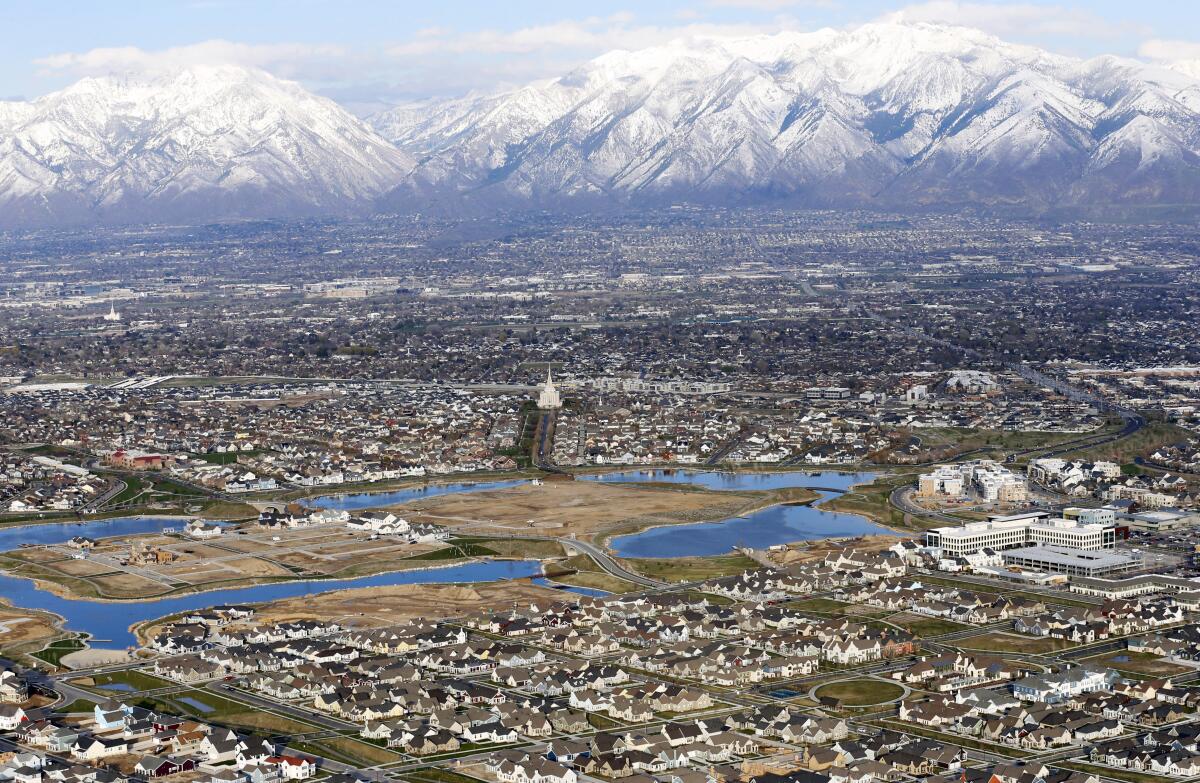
[[917, 460, 1028, 503], [924, 511, 1116, 557], [1000, 546, 1139, 577]]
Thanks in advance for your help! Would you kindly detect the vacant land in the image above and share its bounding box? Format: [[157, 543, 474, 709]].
[[625, 554, 759, 583], [135, 579, 565, 644], [888, 613, 971, 637], [545, 554, 639, 594], [0, 521, 467, 600], [1063, 421, 1194, 465], [957, 631, 1074, 654], [823, 472, 924, 530], [1084, 650, 1192, 677], [72, 670, 173, 692], [128, 688, 315, 735], [0, 598, 69, 666], [400, 480, 766, 543]]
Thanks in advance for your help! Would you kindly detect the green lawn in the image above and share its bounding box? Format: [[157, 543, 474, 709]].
[[1083, 650, 1191, 678], [31, 636, 87, 668], [83, 670, 173, 692], [823, 471, 925, 530], [130, 688, 318, 735], [816, 680, 904, 706], [108, 476, 149, 506], [791, 598, 857, 613], [406, 542, 497, 560], [58, 698, 99, 713], [404, 770, 491, 783]]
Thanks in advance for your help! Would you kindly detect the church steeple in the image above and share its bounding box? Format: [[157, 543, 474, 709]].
[[537, 366, 562, 409]]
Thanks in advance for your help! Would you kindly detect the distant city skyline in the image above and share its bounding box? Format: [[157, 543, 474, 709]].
[[6, 0, 1200, 113]]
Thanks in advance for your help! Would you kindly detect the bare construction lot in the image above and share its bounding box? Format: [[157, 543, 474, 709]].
[[398, 479, 771, 542], [0, 522, 446, 600]]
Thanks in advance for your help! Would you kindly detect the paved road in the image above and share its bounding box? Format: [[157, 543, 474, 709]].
[[555, 537, 666, 588], [209, 681, 360, 731]]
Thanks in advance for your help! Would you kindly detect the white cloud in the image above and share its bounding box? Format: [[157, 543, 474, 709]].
[[878, 2, 1140, 41], [35, 40, 353, 81], [386, 15, 783, 58], [708, 0, 836, 9], [1139, 38, 1200, 62]]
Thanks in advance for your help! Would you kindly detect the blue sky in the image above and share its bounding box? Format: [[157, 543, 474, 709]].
[[6, 0, 1200, 112]]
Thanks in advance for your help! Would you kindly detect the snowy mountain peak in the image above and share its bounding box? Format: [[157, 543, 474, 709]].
[[4, 23, 1200, 227], [372, 22, 1200, 213], [0, 64, 413, 227]]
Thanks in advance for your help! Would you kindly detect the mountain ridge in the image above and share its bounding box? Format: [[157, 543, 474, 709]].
[[3, 22, 1200, 227]]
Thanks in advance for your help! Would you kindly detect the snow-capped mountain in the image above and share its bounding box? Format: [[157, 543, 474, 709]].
[[3, 23, 1200, 228], [374, 22, 1200, 212], [0, 65, 413, 227]]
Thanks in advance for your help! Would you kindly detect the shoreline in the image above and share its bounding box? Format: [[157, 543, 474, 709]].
[[0, 468, 898, 641], [0, 513, 195, 534], [592, 475, 909, 557], [127, 570, 565, 647], [1, 553, 548, 606], [593, 487, 826, 553]]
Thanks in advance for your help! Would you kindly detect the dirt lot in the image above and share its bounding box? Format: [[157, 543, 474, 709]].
[[136, 580, 566, 643], [1, 522, 447, 600], [400, 480, 759, 542], [0, 598, 65, 659], [768, 534, 903, 565]]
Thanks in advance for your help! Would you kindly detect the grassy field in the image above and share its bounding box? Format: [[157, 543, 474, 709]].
[[545, 553, 638, 593], [918, 424, 1122, 460], [823, 471, 924, 530], [130, 688, 319, 735], [78, 670, 174, 692], [31, 636, 87, 668], [108, 476, 149, 506], [1062, 421, 1193, 465], [957, 631, 1074, 654], [790, 598, 857, 613], [889, 614, 971, 638], [624, 554, 759, 582], [1082, 650, 1191, 677], [874, 720, 1027, 757], [403, 769, 491, 783], [1059, 762, 1180, 783], [816, 679, 904, 706], [289, 735, 402, 766]]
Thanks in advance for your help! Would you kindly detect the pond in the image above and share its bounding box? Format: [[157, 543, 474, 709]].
[[592, 469, 891, 558], [306, 479, 526, 512], [0, 516, 186, 551], [580, 469, 873, 493]]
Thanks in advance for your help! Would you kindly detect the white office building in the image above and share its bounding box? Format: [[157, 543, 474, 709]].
[[925, 511, 1116, 556]]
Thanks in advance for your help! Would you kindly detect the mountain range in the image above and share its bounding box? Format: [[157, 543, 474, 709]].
[[4, 22, 1200, 227]]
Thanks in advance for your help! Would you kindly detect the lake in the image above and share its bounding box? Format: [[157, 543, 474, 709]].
[[0, 467, 887, 646], [0, 559, 544, 648]]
